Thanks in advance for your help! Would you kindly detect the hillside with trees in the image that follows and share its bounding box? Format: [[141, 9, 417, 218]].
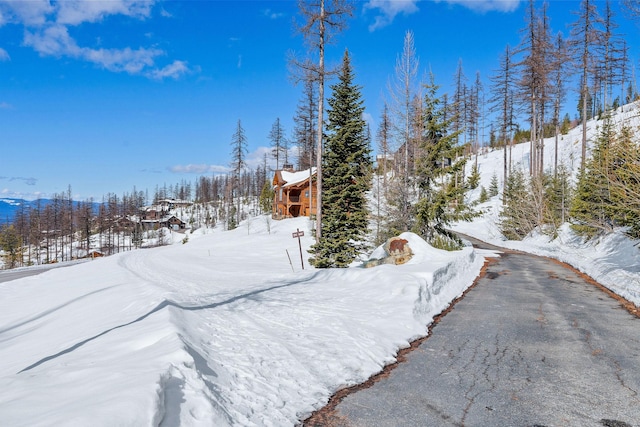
[[3, 0, 640, 270]]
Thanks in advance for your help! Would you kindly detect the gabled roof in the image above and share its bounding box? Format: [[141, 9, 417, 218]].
[[141, 215, 185, 224], [274, 167, 316, 188]]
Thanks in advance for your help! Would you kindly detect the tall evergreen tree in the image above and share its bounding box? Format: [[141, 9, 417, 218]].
[[609, 125, 640, 238], [294, 0, 354, 241], [499, 168, 539, 240], [413, 73, 475, 249], [310, 50, 372, 268], [570, 115, 615, 237], [544, 164, 572, 231]]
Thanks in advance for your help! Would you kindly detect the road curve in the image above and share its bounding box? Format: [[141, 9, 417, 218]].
[[0, 262, 83, 284], [304, 237, 640, 427]]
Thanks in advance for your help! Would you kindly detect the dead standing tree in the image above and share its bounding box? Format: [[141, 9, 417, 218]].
[[570, 0, 605, 172], [292, 0, 353, 241], [489, 44, 517, 195], [386, 30, 420, 232]]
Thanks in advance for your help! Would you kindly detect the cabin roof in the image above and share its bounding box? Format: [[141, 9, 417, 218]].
[[275, 167, 316, 188]]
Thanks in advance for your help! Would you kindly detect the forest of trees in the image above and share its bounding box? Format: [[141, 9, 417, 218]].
[[3, 0, 640, 269], [0, 167, 273, 269]]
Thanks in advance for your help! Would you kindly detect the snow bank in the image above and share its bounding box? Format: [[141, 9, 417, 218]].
[[0, 216, 486, 426], [453, 103, 640, 308]]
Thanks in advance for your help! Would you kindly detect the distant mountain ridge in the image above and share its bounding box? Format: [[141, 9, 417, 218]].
[[0, 198, 105, 226], [0, 198, 53, 225]]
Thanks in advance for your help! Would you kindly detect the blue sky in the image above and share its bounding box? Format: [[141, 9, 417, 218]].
[[0, 0, 638, 201]]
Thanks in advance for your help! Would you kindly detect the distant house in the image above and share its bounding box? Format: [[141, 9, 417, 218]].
[[141, 215, 186, 231], [272, 166, 317, 220], [157, 199, 193, 210], [376, 153, 395, 172], [140, 206, 167, 221], [162, 215, 187, 231], [79, 249, 103, 259]]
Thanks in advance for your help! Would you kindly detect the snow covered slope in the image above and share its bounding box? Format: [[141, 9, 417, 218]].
[[0, 216, 485, 426], [452, 103, 640, 307]]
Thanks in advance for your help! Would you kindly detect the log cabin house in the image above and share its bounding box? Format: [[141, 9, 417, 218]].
[[272, 166, 317, 220], [141, 215, 187, 231]]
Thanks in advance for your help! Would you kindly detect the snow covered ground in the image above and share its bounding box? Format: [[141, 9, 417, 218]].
[[0, 216, 486, 426], [2, 105, 639, 426], [452, 102, 640, 308]]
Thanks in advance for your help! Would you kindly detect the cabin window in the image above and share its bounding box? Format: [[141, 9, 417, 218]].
[[305, 191, 309, 197], [279, 189, 283, 201]]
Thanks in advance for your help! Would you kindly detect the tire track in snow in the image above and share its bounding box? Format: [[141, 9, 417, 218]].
[[0, 285, 121, 338], [17, 273, 322, 374]]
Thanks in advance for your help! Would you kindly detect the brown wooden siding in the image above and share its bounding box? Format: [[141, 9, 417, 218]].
[[272, 172, 317, 220]]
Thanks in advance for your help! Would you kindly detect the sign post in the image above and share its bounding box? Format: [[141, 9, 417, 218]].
[[292, 228, 305, 270]]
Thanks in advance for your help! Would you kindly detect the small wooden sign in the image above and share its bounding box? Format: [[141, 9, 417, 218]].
[[292, 229, 305, 270]]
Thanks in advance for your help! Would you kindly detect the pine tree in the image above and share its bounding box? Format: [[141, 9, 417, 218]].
[[478, 186, 489, 203], [570, 117, 615, 237], [0, 224, 23, 269], [310, 50, 372, 268], [543, 164, 572, 232], [489, 173, 499, 197], [499, 169, 536, 240], [413, 73, 475, 249], [604, 125, 640, 238], [294, 0, 354, 241], [259, 181, 274, 214], [467, 163, 480, 189]]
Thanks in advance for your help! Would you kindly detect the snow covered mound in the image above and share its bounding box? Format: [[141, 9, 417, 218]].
[[0, 216, 485, 426]]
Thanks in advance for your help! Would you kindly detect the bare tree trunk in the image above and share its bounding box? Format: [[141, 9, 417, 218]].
[[315, 0, 324, 240]]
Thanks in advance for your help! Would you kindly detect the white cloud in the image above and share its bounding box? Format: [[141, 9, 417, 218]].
[[170, 164, 230, 174], [24, 24, 80, 57], [24, 24, 192, 78], [147, 60, 190, 80], [0, 47, 9, 61], [263, 8, 284, 20], [245, 146, 272, 171], [83, 45, 160, 74], [2, 0, 190, 80], [0, 0, 53, 26], [362, 0, 519, 30], [171, 146, 281, 176], [437, 0, 520, 13], [2, 176, 38, 186], [0, 188, 44, 200], [363, 0, 419, 31], [56, 0, 156, 26]]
